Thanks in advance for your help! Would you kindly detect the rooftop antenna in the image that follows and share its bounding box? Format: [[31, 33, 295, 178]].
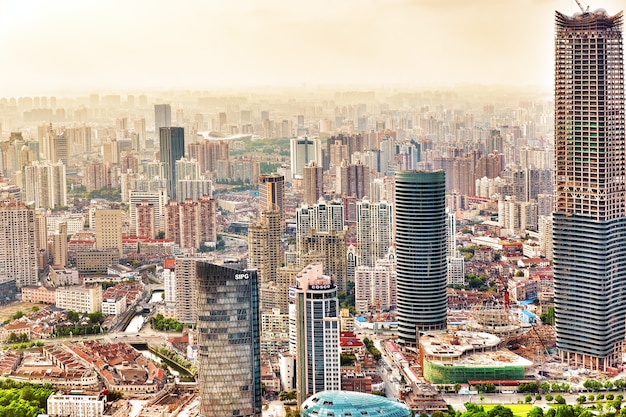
[[574, 0, 590, 16]]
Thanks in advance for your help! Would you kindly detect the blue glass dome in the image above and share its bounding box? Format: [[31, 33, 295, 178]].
[[301, 391, 411, 417]]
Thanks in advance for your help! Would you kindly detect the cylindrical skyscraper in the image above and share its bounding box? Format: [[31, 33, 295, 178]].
[[394, 170, 447, 346]]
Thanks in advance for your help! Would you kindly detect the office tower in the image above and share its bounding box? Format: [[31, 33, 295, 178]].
[[196, 262, 261, 417], [554, 8, 626, 370], [259, 173, 285, 228], [0, 201, 38, 288], [395, 171, 447, 346], [335, 160, 370, 198], [303, 162, 324, 206], [291, 263, 340, 405], [22, 160, 67, 209], [290, 136, 322, 177], [94, 209, 122, 257], [52, 222, 68, 269], [135, 201, 156, 239], [154, 104, 171, 142], [160, 127, 185, 200], [355, 199, 392, 268]]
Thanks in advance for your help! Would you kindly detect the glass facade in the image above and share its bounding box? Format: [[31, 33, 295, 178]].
[[159, 126, 185, 201], [394, 171, 447, 346], [196, 262, 261, 417]]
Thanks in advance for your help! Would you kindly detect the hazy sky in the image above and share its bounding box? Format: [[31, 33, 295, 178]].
[[0, 0, 624, 96]]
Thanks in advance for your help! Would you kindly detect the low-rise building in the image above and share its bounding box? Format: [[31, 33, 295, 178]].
[[22, 285, 56, 304], [56, 285, 102, 313], [47, 392, 105, 417], [102, 295, 127, 316]]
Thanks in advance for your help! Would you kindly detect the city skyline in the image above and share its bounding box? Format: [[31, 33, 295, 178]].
[[2, 0, 625, 97]]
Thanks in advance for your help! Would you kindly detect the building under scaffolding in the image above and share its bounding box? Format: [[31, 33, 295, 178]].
[[419, 330, 533, 384]]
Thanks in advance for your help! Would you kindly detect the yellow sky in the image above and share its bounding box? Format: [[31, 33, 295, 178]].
[[0, 0, 623, 96]]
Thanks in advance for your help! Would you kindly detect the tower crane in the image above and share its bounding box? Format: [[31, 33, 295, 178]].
[[574, 0, 590, 16]]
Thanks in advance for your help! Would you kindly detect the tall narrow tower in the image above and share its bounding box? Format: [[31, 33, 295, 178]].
[[553, 8, 626, 370], [159, 127, 185, 201], [394, 170, 447, 346]]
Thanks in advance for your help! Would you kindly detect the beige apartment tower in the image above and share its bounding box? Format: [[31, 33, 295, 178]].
[[94, 209, 122, 257]]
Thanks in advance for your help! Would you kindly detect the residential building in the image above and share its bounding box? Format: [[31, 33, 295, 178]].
[[56, 285, 102, 313], [0, 201, 38, 288]]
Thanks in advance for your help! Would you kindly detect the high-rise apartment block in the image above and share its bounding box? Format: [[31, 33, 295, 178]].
[[553, 8, 626, 370], [196, 262, 261, 417], [22, 160, 67, 209], [302, 161, 324, 205], [175, 257, 202, 324], [159, 127, 185, 201], [355, 199, 392, 268], [291, 263, 340, 405], [0, 201, 38, 288], [395, 171, 447, 346], [335, 159, 369, 199]]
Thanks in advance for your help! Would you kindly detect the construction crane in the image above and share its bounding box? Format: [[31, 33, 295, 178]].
[[574, 0, 590, 16]]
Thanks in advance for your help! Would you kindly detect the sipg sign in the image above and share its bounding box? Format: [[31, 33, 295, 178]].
[[235, 273, 250, 280]]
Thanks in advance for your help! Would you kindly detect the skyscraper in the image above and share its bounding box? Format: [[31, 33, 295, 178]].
[[259, 173, 285, 229], [302, 161, 324, 206], [290, 136, 322, 178], [553, 8, 626, 370], [196, 262, 261, 417], [0, 201, 38, 288], [395, 170, 447, 346], [154, 104, 171, 142], [159, 127, 185, 201], [291, 263, 340, 405]]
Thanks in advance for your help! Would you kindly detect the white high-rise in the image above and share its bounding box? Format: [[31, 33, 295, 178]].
[[291, 263, 340, 405], [356, 199, 392, 267], [22, 160, 67, 209]]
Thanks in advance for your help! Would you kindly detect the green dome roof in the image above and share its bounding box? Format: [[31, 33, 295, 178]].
[[301, 391, 411, 417]]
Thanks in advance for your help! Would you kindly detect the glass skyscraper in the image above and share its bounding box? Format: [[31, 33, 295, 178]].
[[159, 126, 185, 201], [196, 262, 261, 417], [394, 170, 447, 346], [553, 8, 626, 370]]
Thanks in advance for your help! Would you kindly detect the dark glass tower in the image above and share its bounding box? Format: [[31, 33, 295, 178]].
[[159, 126, 185, 201], [394, 170, 447, 346], [553, 8, 626, 371], [196, 262, 261, 417]]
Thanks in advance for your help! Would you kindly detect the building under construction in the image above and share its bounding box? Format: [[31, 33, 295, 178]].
[[419, 330, 532, 384]]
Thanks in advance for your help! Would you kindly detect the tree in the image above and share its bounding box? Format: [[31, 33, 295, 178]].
[[555, 394, 566, 404], [340, 353, 357, 367], [540, 382, 550, 393], [576, 395, 586, 404], [545, 394, 554, 402], [11, 311, 24, 320], [525, 395, 533, 403], [66, 311, 80, 322], [30, 306, 39, 313], [487, 405, 514, 417], [540, 306, 555, 325], [454, 384, 462, 393], [528, 407, 544, 417]]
